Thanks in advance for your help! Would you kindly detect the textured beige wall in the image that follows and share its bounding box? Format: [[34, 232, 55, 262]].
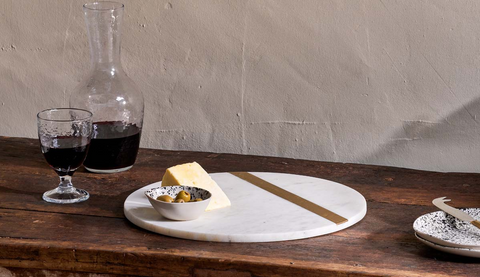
[[2, 0, 480, 172]]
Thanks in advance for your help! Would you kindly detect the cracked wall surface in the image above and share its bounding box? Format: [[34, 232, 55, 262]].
[[2, 0, 480, 172]]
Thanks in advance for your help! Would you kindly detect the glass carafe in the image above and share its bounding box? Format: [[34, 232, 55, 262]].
[[70, 2, 144, 173]]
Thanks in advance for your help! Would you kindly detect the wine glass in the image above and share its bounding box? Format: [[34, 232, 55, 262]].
[[37, 108, 93, 204]]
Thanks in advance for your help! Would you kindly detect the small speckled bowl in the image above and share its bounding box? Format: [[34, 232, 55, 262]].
[[145, 186, 211, 221]]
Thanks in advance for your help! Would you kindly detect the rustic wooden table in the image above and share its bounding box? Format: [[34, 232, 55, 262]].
[[0, 137, 478, 276]]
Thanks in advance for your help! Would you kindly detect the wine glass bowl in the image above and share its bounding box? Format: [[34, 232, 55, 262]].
[[37, 108, 93, 204]]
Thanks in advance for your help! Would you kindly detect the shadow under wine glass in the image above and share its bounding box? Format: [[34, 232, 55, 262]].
[[37, 108, 93, 204]]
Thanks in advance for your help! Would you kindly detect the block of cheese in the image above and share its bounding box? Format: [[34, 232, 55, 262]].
[[161, 162, 231, 211]]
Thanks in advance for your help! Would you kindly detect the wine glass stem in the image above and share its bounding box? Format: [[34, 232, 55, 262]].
[[58, 175, 73, 191]]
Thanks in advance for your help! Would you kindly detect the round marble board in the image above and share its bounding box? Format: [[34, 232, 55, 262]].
[[124, 172, 367, 242]]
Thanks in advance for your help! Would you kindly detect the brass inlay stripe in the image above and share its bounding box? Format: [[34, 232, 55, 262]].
[[230, 172, 348, 225]]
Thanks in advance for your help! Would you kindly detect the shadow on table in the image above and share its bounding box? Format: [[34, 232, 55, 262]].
[[414, 242, 480, 263], [364, 207, 480, 265]]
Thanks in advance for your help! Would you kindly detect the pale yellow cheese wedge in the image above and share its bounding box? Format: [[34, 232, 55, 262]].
[[161, 162, 231, 211]]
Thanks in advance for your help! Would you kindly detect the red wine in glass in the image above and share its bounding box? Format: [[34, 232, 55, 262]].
[[42, 137, 90, 176], [37, 108, 93, 204]]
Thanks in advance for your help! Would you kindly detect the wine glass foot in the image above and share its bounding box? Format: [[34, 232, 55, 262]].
[[42, 187, 89, 204]]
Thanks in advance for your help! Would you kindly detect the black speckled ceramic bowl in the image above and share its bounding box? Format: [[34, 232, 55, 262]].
[[145, 186, 211, 221]]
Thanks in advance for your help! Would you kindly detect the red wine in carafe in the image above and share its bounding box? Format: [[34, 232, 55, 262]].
[[83, 121, 141, 171]]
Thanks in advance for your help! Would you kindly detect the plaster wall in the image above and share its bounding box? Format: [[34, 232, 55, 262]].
[[2, 0, 480, 172]]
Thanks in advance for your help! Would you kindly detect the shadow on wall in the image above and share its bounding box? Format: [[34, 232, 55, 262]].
[[360, 97, 480, 173]]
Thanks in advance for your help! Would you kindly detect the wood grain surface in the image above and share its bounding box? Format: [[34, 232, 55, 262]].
[[0, 137, 479, 277]]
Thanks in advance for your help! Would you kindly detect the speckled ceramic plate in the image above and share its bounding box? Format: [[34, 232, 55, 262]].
[[413, 208, 480, 249], [415, 233, 480, 258]]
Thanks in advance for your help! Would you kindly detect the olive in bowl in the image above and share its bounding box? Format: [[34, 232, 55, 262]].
[[144, 186, 212, 221]]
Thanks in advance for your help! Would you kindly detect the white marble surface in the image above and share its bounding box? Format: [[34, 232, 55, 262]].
[[124, 172, 367, 242]]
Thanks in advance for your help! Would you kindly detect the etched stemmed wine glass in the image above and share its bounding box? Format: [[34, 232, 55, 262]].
[[37, 108, 93, 204]]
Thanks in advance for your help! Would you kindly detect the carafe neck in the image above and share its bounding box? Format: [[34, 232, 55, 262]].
[[84, 2, 124, 72]]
